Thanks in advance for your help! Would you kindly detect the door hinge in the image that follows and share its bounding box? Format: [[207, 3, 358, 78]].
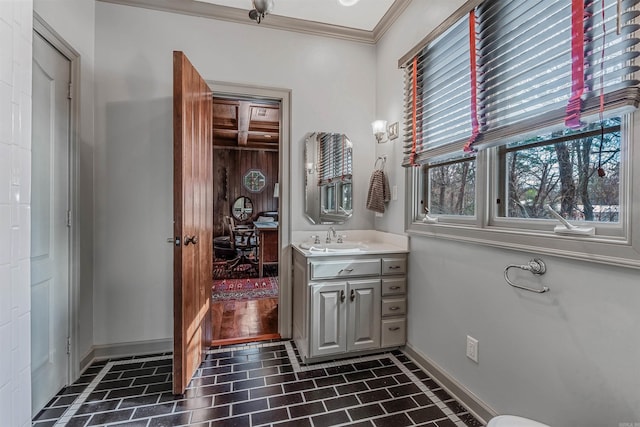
[[66, 210, 72, 227], [66, 337, 71, 355], [68, 82, 72, 99]]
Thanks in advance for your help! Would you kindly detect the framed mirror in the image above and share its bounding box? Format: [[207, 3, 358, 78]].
[[243, 169, 266, 192], [232, 196, 253, 221], [304, 132, 353, 224]]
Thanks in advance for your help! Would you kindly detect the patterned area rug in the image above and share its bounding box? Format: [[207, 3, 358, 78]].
[[212, 277, 278, 301]]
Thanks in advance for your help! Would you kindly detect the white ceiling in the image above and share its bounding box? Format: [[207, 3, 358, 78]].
[[193, 0, 396, 31]]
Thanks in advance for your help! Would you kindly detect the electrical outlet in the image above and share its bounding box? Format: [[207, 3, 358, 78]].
[[466, 335, 479, 363]]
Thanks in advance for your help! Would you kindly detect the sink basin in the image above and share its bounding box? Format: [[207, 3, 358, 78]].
[[299, 242, 366, 253]]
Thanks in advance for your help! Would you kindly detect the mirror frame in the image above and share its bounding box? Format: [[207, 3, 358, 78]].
[[243, 169, 266, 193]]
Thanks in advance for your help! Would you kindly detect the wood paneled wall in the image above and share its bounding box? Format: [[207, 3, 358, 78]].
[[213, 148, 279, 236]]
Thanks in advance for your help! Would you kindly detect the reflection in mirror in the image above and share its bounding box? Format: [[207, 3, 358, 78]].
[[232, 196, 253, 221], [304, 132, 353, 224], [340, 182, 352, 213]]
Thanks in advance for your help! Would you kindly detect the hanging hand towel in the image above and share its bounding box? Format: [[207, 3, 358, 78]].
[[366, 169, 390, 213]]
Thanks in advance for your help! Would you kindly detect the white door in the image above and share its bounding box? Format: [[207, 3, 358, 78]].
[[30, 30, 71, 415]]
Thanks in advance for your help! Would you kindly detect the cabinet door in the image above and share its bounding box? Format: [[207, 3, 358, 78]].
[[311, 283, 347, 357], [347, 280, 381, 352]]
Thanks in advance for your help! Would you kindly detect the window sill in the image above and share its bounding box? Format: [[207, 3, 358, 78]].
[[406, 221, 640, 269]]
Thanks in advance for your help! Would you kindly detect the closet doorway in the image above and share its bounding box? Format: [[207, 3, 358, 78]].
[[211, 95, 281, 345]]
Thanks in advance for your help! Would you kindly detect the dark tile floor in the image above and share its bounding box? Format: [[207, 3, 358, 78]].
[[32, 341, 485, 427]]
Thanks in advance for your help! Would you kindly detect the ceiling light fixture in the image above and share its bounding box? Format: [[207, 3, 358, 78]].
[[249, 0, 274, 24], [338, 0, 360, 6]]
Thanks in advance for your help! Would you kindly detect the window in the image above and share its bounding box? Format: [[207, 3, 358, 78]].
[[497, 119, 621, 224], [401, 0, 640, 267], [423, 158, 476, 217]]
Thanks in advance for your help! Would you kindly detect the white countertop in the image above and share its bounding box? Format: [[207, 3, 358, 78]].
[[291, 229, 409, 257]]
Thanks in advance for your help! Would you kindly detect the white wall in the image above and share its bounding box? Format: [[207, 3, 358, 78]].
[[93, 2, 377, 345], [33, 0, 96, 367], [0, 1, 33, 425], [376, 1, 640, 426]]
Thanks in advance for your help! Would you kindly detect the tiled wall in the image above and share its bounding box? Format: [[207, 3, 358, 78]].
[[0, 0, 33, 425]]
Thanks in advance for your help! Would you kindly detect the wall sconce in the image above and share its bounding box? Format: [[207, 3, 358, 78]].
[[371, 120, 399, 143]]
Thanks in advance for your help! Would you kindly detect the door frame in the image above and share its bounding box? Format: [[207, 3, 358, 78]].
[[32, 13, 82, 383], [208, 81, 292, 339]]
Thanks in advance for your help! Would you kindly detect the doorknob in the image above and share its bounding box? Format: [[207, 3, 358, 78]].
[[184, 235, 198, 246]]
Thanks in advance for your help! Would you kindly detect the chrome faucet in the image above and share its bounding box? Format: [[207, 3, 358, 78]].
[[326, 226, 337, 243]]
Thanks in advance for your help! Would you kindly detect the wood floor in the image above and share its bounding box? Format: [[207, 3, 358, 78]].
[[211, 297, 279, 345]]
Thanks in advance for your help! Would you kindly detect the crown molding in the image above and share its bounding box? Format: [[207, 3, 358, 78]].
[[372, 0, 411, 43], [97, 0, 409, 44]]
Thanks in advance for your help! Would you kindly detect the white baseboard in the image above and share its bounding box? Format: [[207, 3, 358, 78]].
[[80, 338, 173, 373], [403, 342, 497, 424]]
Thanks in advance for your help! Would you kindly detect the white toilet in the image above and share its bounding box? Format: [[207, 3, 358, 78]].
[[487, 415, 550, 427]]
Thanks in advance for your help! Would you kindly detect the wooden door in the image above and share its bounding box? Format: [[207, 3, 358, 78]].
[[311, 283, 347, 357], [173, 51, 213, 395], [347, 280, 381, 352], [31, 30, 71, 414]]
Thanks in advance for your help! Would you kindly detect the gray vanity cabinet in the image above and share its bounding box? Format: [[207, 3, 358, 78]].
[[293, 249, 407, 364]]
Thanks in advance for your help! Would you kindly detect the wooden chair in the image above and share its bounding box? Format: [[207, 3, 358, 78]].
[[225, 216, 258, 274]]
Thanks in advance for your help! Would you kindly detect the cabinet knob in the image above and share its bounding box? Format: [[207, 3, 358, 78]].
[[340, 290, 345, 302], [388, 265, 401, 270], [389, 326, 401, 331], [350, 289, 355, 302], [389, 306, 400, 311], [338, 268, 354, 274], [389, 286, 401, 290]]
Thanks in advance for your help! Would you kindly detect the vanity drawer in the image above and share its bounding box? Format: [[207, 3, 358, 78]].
[[381, 318, 406, 348], [382, 256, 407, 275], [310, 258, 381, 280], [381, 297, 406, 317], [382, 278, 406, 296]]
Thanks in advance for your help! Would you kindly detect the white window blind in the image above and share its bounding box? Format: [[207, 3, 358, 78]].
[[402, 0, 640, 167], [474, 0, 640, 148], [402, 15, 471, 167], [477, 0, 572, 134]]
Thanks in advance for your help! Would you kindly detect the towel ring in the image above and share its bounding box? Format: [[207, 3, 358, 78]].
[[375, 156, 386, 170], [504, 259, 550, 293]]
